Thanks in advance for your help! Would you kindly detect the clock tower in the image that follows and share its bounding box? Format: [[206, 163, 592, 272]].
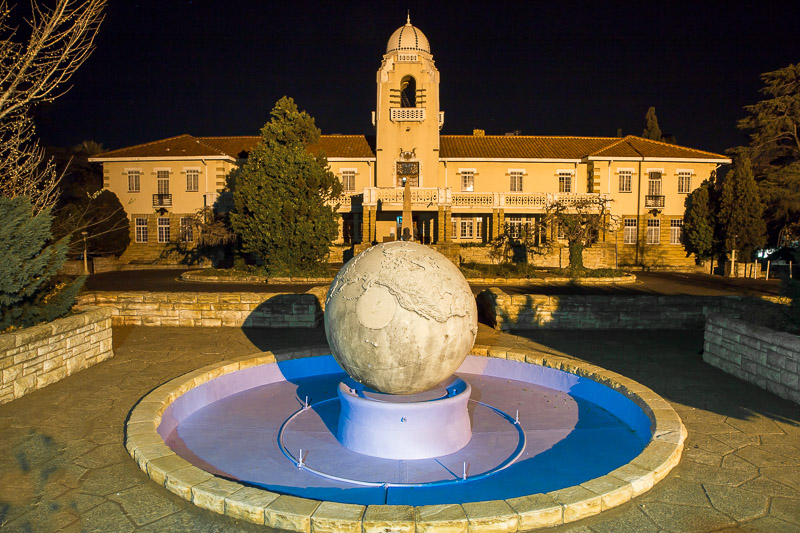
[[373, 16, 443, 189]]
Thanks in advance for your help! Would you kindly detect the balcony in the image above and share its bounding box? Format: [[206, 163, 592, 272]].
[[389, 107, 425, 122], [353, 188, 609, 212], [153, 193, 172, 207], [645, 195, 665, 208]]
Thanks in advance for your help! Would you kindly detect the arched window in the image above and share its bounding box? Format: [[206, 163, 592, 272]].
[[400, 75, 416, 108]]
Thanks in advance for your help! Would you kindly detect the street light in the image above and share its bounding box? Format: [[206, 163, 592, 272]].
[[81, 231, 89, 274]]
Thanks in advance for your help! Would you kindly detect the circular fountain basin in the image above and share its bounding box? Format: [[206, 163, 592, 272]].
[[127, 345, 686, 530]]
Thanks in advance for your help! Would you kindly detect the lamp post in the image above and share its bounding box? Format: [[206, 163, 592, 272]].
[[81, 231, 89, 274]]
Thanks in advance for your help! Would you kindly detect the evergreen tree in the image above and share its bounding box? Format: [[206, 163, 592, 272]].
[[0, 197, 84, 331], [718, 157, 767, 261], [230, 97, 342, 274], [683, 179, 716, 265], [736, 63, 800, 245], [642, 107, 662, 141]]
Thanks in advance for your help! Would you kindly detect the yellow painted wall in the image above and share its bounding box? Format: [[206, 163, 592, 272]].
[[102, 158, 234, 216]]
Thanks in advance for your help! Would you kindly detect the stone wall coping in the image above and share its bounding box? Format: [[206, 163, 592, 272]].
[[1, 306, 114, 404], [0, 306, 109, 347], [707, 313, 800, 353], [126, 343, 685, 531], [180, 270, 638, 286]]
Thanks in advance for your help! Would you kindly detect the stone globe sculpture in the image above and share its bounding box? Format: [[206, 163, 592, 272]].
[[325, 241, 478, 394]]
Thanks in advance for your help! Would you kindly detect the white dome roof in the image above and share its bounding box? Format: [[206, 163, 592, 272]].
[[386, 16, 430, 54]]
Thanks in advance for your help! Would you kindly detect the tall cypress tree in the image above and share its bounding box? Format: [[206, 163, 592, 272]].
[[718, 157, 767, 261], [683, 179, 716, 264], [230, 97, 342, 274], [642, 107, 662, 141]]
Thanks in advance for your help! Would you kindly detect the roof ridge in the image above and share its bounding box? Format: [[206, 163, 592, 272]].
[[99, 134, 194, 156], [199, 135, 260, 140], [441, 134, 619, 140], [624, 135, 727, 158], [588, 136, 630, 156], [193, 137, 231, 157]]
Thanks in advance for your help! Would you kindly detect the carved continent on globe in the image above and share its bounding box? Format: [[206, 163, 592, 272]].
[[324, 241, 478, 394]]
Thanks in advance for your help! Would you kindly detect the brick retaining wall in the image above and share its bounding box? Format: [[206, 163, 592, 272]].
[[76, 290, 324, 328], [0, 307, 114, 405], [477, 288, 779, 330], [704, 314, 800, 405]]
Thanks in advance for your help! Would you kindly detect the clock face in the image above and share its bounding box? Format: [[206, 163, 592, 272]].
[[397, 162, 419, 175]]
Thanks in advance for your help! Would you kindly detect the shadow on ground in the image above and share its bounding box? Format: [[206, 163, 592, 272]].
[[516, 328, 800, 427]]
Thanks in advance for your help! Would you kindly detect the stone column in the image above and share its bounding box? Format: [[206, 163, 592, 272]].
[[401, 178, 413, 241], [492, 209, 505, 240], [362, 206, 377, 244]]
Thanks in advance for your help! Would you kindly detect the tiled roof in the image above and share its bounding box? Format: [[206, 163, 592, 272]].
[[441, 135, 728, 161], [91, 134, 231, 159], [93, 134, 726, 162], [305, 135, 375, 158], [93, 135, 375, 160], [589, 136, 728, 160], [441, 135, 617, 159]]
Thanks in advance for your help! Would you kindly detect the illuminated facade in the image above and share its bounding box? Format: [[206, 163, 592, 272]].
[[92, 18, 729, 268]]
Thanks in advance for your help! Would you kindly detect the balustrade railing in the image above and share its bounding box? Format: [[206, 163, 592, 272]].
[[354, 188, 608, 211]]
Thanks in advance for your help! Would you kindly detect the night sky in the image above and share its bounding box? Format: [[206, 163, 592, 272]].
[[32, 1, 800, 155]]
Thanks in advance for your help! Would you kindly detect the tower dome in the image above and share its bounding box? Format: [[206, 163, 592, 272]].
[[386, 15, 430, 54]]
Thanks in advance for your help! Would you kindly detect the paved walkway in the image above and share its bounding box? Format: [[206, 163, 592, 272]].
[[84, 269, 783, 297], [1, 324, 799, 532]]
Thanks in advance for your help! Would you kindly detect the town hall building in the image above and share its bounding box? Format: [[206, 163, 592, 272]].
[[91, 17, 730, 269]]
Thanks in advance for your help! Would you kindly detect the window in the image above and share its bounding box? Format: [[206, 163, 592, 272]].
[[157, 170, 170, 194], [451, 218, 458, 239], [341, 170, 356, 192], [186, 169, 199, 192], [400, 75, 416, 107], [648, 171, 662, 196], [558, 171, 573, 193], [507, 216, 532, 239], [396, 161, 419, 187], [557, 223, 566, 240], [135, 217, 148, 243], [181, 217, 193, 242], [509, 170, 523, 192], [623, 218, 637, 244], [158, 217, 170, 243], [618, 170, 632, 193], [460, 218, 473, 239], [647, 219, 660, 244], [461, 170, 474, 192], [670, 219, 683, 244], [127, 170, 140, 192], [678, 171, 692, 194], [475, 217, 483, 240]]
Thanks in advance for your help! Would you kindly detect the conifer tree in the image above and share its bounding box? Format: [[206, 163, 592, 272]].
[[683, 179, 716, 266], [736, 63, 800, 245], [230, 97, 342, 274], [642, 107, 662, 141], [0, 197, 84, 331], [718, 157, 767, 261]]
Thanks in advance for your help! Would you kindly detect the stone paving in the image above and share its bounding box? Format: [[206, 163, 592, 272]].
[[0, 324, 798, 532]]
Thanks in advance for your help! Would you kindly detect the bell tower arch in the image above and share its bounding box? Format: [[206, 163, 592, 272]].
[[373, 16, 443, 189]]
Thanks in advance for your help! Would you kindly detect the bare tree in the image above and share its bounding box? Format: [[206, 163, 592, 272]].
[[543, 195, 613, 271], [0, 0, 105, 214]]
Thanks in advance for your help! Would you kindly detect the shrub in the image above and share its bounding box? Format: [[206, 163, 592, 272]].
[[0, 197, 84, 331]]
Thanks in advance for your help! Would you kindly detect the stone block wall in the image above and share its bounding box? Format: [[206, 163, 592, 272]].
[[704, 314, 800, 405], [0, 307, 114, 405], [477, 288, 768, 331], [76, 291, 323, 328]]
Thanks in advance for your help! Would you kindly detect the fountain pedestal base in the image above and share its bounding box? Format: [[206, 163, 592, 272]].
[[336, 377, 472, 460]]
